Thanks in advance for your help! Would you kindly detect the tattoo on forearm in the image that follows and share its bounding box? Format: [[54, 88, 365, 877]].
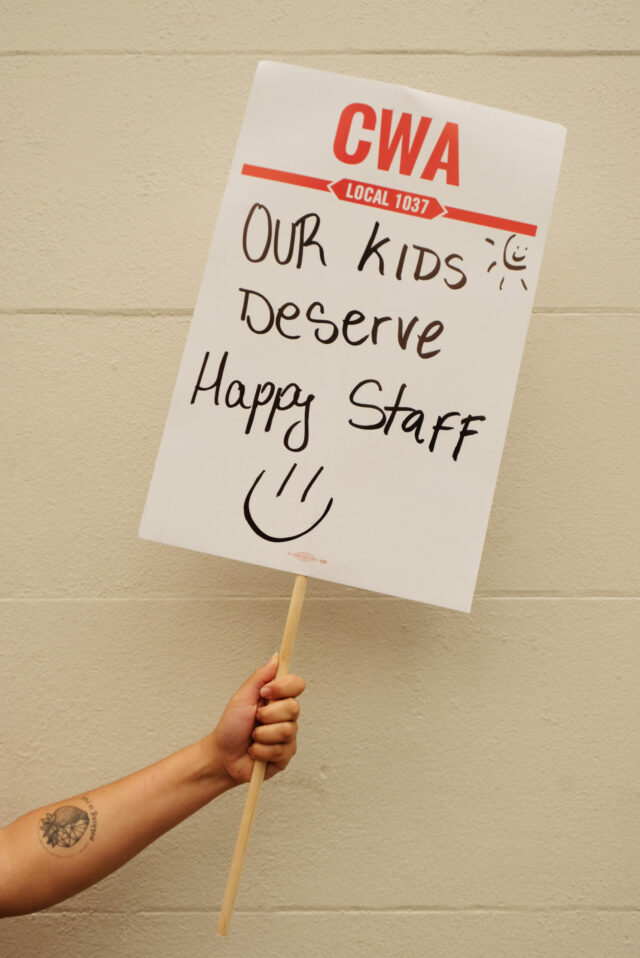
[[40, 806, 89, 848], [38, 795, 98, 856]]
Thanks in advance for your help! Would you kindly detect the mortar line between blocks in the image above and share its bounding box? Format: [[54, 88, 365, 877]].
[[1, 308, 639, 318], [0, 594, 637, 604], [44, 905, 640, 916], [1, 48, 639, 58]]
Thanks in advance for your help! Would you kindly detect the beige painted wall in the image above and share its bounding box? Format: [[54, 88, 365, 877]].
[[1, 2, 638, 956]]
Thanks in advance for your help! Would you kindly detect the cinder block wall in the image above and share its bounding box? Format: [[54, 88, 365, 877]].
[[1, 3, 638, 956]]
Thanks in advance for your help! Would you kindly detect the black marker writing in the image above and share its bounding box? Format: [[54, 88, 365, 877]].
[[348, 378, 486, 460], [239, 287, 444, 359], [191, 350, 314, 452], [357, 220, 467, 288], [242, 203, 327, 269]]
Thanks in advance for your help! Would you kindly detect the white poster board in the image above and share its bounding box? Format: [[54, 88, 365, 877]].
[[140, 62, 565, 612]]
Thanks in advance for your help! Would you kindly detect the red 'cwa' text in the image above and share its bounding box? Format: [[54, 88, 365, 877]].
[[333, 103, 460, 186]]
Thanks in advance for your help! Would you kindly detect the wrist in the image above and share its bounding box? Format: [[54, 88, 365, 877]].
[[192, 735, 236, 796]]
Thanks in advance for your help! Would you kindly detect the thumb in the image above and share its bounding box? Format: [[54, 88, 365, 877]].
[[232, 653, 279, 706]]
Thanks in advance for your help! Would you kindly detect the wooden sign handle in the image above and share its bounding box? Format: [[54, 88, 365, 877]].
[[217, 574, 308, 937]]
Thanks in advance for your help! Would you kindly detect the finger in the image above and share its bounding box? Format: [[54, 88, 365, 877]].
[[231, 654, 279, 707], [249, 740, 296, 766], [252, 721, 298, 745], [259, 673, 306, 701], [265, 757, 294, 780], [257, 697, 300, 725]]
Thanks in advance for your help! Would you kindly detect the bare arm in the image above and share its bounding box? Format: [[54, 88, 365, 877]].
[[0, 656, 304, 918]]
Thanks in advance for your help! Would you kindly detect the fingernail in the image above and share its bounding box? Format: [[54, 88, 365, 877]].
[[268, 652, 278, 664], [260, 684, 274, 699]]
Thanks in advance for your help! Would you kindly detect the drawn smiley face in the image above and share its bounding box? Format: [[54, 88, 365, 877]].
[[502, 234, 528, 271], [485, 233, 530, 291], [243, 463, 334, 543]]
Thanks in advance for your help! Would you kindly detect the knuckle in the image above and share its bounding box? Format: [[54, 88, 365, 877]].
[[257, 706, 272, 724]]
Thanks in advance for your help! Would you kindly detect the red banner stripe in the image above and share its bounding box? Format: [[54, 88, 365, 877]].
[[242, 164, 331, 192], [241, 163, 538, 236], [443, 206, 537, 237]]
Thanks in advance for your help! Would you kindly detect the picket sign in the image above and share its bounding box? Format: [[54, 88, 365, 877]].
[[139, 62, 565, 934]]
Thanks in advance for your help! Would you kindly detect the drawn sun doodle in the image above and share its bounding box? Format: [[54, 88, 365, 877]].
[[243, 463, 334, 543], [485, 233, 529, 291], [40, 806, 89, 848]]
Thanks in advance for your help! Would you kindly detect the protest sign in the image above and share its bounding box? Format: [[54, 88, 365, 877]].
[[140, 60, 565, 613], [139, 62, 565, 934]]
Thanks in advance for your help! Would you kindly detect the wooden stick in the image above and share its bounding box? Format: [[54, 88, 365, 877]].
[[217, 574, 308, 937]]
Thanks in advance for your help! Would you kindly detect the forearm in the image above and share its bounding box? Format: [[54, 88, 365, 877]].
[[0, 734, 230, 918]]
